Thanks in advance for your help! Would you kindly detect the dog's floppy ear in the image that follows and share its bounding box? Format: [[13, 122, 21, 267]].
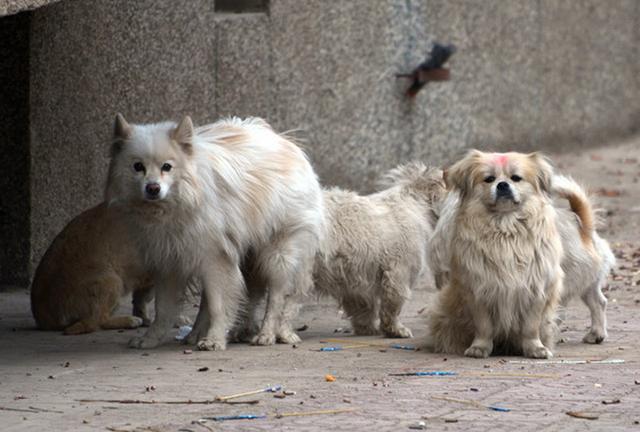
[[445, 149, 482, 194], [172, 116, 194, 155], [528, 152, 553, 193], [111, 113, 132, 157]]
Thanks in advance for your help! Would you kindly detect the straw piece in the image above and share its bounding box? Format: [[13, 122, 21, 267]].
[[431, 396, 510, 412], [275, 408, 357, 418], [215, 385, 282, 402], [508, 359, 624, 365]]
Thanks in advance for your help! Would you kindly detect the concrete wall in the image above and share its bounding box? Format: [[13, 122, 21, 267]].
[[0, 0, 639, 285]]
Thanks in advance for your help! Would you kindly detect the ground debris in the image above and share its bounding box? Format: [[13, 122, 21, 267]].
[[566, 411, 599, 420]]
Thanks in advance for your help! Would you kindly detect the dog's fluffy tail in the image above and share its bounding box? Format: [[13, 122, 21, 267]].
[[376, 161, 444, 196], [377, 161, 429, 189], [552, 175, 594, 246]]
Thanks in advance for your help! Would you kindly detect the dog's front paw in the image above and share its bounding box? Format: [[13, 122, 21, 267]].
[[197, 338, 226, 351], [383, 325, 413, 339], [524, 345, 553, 359], [464, 345, 491, 358], [276, 330, 301, 344], [583, 329, 607, 344], [252, 332, 276, 346], [128, 336, 160, 349], [129, 317, 145, 328]]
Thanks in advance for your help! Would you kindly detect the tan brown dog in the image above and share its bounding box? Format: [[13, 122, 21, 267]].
[[31, 203, 153, 334], [428, 150, 564, 358]]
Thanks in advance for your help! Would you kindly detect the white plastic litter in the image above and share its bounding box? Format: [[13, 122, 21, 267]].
[[175, 325, 193, 341]]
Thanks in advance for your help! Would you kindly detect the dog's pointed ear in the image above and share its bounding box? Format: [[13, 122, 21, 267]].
[[528, 152, 553, 193], [111, 113, 132, 157], [172, 116, 194, 155], [114, 113, 132, 139]]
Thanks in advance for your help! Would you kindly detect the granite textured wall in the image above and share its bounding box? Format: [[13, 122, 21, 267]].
[[0, 0, 638, 285]]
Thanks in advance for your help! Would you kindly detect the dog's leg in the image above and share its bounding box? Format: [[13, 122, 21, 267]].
[[132, 285, 154, 327], [276, 293, 302, 344], [65, 274, 134, 335], [464, 300, 494, 358], [185, 287, 210, 345], [100, 316, 145, 330], [129, 273, 182, 349], [64, 319, 101, 335], [175, 278, 200, 327], [275, 257, 314, 344], [253, 234, 311, 346], [379, 268, 413, 338], [581, 282, 608, 344], [229, 283, 263, 343], [521, 301, 553, 359], [196, 258, 244, 351]]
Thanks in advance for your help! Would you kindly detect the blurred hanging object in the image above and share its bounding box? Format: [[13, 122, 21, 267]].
[[397, 43, 456, 97]]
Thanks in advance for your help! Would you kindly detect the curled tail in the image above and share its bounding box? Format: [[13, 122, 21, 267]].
[[376, 161, 445, 198], [552, 175, 594, 247]]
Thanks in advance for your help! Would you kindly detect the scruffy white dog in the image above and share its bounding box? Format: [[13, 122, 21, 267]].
[[311, 162, 446, 338], [106, 114, 324, 350]]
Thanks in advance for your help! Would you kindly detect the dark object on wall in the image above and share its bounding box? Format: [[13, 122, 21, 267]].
[[397, 43, 456, 97]]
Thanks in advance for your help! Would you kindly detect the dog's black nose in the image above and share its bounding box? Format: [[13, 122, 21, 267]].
[[145, 183, 161, 197], [497, 181, 510, 192]]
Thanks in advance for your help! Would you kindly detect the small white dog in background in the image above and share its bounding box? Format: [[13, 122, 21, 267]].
[[553, 174, 615, 344], [106, 114, 324, 350], [312, 162, 446, 338]]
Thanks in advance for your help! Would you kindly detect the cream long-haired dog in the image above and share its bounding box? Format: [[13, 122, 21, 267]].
[[313, 162, 445, 337], [429, 170, 615, 349], [428, 150, 564, 358], [106, 114, 324, 350]]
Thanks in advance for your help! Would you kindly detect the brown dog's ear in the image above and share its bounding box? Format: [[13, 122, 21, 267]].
[[111, 113, 132, 157], [172, 116, 194, 155], [445, 149, 482, 193], [528, 152, 553, 193]]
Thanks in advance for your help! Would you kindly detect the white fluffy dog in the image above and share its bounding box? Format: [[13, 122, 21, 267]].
[[106, 114, 324, 350], [312, 162, 446, 338]]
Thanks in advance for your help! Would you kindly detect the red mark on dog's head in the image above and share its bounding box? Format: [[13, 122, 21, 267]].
[[492, 153, 508, 167]]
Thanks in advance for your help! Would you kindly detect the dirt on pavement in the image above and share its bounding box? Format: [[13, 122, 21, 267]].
[[1, 137, 639, 431]]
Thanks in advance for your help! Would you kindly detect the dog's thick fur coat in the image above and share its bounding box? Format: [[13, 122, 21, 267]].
[[428, 150, 564, 358], [106, 115, 324, 350], [312, 162, 445, 337]]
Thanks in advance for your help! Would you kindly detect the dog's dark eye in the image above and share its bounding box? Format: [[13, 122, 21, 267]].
[[484, 175, 496, 183], [511, 175, 522, 182], [161, 163, 173, 172], [133, 162, 145, 173]]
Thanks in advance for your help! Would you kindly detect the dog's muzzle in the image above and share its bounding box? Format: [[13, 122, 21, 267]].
[[496, 181, 514, 200], [145, 183, 161, 200]]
